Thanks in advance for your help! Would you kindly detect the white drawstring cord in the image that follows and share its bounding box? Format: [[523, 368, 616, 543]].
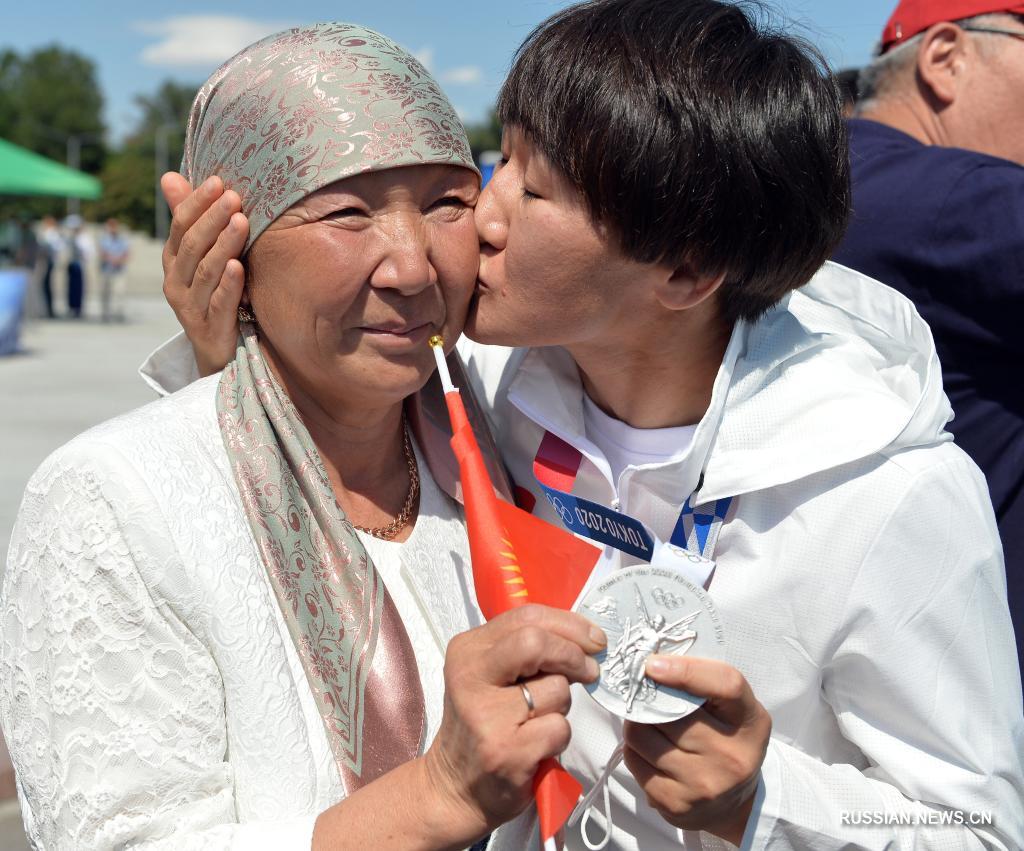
[[568, 740, 625, 851]]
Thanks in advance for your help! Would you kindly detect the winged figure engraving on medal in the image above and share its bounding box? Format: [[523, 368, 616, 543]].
[[591, 583, 700, 713]]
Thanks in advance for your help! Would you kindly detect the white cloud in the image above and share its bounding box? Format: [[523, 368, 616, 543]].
[[440, 66, 483, 86], [135, 15, 292, 68], [409, 49, 482, 87], [412, 46, 435, 70]]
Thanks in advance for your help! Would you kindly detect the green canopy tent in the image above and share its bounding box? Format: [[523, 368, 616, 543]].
[[0, 139, 101, 353], [0, 137, 101, 199]]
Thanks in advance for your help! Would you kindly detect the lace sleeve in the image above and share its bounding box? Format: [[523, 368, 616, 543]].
[[0, 448, 316, 850]]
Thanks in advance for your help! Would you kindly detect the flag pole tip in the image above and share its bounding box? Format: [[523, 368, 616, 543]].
[[430, 334, 457, 393]]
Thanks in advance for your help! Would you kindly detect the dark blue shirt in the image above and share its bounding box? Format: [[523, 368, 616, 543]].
[[834, 118, 1023, 655], [835, 119, 1019, 643]]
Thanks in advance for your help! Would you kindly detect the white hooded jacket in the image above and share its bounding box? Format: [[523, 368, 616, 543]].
[[126, 261, 1022, 849], [455, 261, 1023, 850]]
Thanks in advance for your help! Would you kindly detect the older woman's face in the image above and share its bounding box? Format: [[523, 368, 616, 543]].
[[246, 164, 479, 409]]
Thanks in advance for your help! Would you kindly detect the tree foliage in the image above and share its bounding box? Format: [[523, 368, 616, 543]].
[[465, 110, 502, 159], [0, 45, 106, 172], [88, 151, 156, 234], [88, 81, 196, 234], [0, 50, 20, 137], [129, 81, 196, 157], [0, 44, 502, 235], [0, 45, 107, 220]]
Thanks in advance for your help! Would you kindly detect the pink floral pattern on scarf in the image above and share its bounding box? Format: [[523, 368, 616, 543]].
[[182, 22, 478, 252]]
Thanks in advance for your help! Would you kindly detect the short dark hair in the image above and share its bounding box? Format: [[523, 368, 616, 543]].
[[497, 0, 850, 322]]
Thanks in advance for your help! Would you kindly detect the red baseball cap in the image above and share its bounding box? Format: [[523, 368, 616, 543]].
[[882, 0, 1024, 51]]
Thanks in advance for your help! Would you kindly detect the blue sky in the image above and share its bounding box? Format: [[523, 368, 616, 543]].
[[5, 0, 898, 142]]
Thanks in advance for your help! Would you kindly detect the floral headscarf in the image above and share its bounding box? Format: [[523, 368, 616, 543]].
[[183, 21, 479, 252], [203, 24, 481, 793]]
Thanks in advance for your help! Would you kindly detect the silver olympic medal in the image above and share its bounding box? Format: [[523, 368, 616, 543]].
[[576, 564, 726, 724]]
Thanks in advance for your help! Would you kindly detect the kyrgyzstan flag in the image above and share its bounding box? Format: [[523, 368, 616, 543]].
[[439, 351, 601, 850]]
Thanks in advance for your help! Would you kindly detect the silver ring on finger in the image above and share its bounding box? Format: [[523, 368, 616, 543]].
[[520, 683, 536, 720]]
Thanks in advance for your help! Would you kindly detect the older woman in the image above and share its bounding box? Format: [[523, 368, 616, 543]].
[[0, 23, 604, 850]]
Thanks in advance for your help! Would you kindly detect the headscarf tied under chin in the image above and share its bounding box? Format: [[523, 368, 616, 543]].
[[182, 21, 479, 253], [200, 23, 480, 792]]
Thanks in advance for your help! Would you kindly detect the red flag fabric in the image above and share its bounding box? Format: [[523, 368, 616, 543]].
[[444, 390, 600, 845], [445, 391, 600, 618]]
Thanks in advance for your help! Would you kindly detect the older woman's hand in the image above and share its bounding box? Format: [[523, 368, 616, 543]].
[[426, 604, 606, 840], [160, 172, 248, 377]]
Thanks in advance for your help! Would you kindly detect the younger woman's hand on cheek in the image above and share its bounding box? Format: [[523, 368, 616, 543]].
[[161, 172, 249, 377]]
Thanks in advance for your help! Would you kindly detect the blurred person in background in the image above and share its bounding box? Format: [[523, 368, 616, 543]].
[[63, 214, 94, 319], [99, 218, 129, 322], [13, 217, 39, 272], [37, 215, 63, 319], [0, 218, 19, 265], [0, 215, 39, 271], [834, 0, 1024, 660], [12, 217, 42, 320]]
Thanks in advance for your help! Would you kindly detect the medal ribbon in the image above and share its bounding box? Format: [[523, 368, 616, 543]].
[[532, 431, 732, 563], [534, 430, 734, 851]]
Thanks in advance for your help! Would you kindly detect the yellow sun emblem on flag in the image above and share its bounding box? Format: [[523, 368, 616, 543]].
[[499, 536, 529, 598]]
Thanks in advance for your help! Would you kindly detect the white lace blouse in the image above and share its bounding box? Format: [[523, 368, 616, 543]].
[[0, 375, 535, 850], [353, 443, 459, 750]]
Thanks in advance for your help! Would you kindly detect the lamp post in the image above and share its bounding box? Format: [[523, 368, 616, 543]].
[[153, 93, 182, 242], [24, 123, 104, 216], [65, 132, 104, 216], [154, 123, 179, 241]]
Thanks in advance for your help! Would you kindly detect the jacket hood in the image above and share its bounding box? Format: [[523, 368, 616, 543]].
[[698, 261, 952, 502]]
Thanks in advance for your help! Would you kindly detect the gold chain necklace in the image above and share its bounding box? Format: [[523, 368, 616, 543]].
[[352, 422, 420, 541]]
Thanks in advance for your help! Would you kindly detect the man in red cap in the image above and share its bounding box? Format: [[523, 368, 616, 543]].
[[834, 0, 1024, 664]]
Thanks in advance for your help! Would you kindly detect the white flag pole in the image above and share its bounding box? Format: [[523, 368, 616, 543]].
[[429, 334, 457, 393]]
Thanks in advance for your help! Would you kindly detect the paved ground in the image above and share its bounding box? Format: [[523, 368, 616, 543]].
[[0, 256, 182, 846], [1, 297, 181, 560], [3, 228, 168, 560]]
